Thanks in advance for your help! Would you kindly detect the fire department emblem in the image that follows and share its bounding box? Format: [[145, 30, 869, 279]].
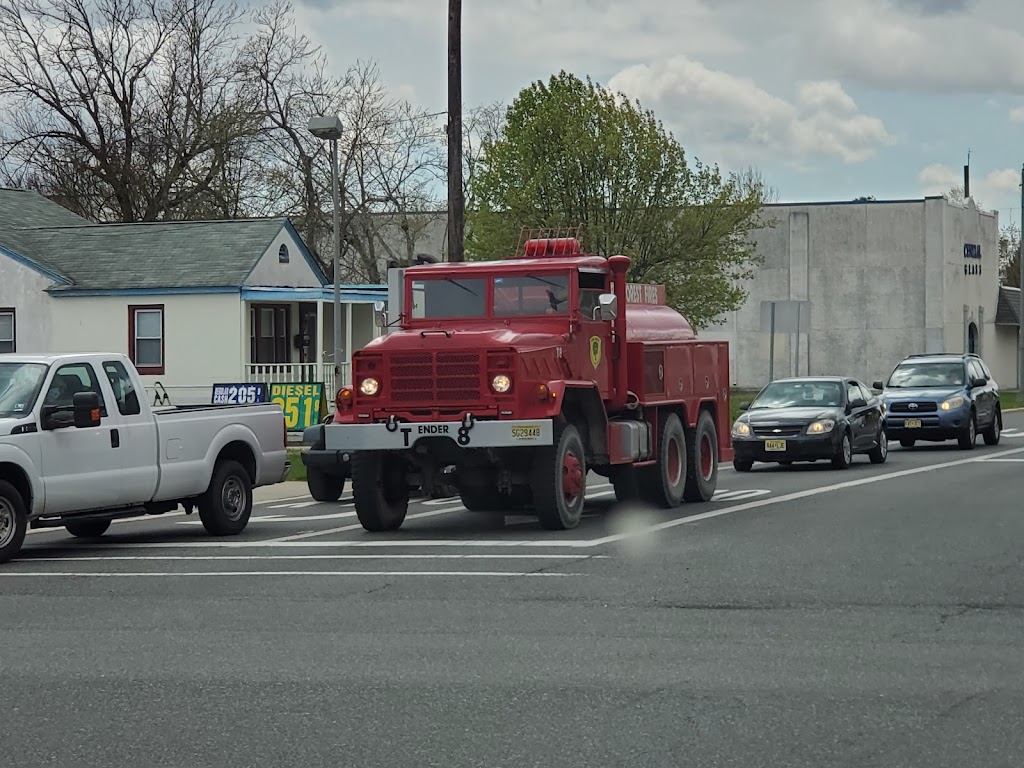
[[589, 336, 602, 368]]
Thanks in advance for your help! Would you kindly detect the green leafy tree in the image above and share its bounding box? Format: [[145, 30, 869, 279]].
[[466, 71, 773, 329]]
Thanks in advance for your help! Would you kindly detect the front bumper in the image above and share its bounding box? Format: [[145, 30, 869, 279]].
[[732, 432, 839, 462], [321, 418, 555, 451], [884, 405, 970, 441]]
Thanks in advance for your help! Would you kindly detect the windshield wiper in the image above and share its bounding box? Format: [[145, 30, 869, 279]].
[[445, 279, 478, 296]]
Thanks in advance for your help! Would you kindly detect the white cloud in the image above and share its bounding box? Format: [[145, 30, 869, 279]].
[[607, 57, 893, 165], [917, 163, 1020, 208], [1010, 106, 1024, 123]]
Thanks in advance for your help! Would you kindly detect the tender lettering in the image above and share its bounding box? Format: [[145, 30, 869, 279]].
[[417, 424, 450, 435]]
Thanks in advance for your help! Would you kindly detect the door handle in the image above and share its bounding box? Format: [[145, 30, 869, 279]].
[[110, 428, 120, 448]]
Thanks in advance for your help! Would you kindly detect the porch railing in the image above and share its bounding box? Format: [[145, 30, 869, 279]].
[[245, 363, 350, 396]]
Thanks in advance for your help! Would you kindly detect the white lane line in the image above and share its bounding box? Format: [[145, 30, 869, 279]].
[[23, 554, 604, 562], [980, 458, 1024, 462], [265, 506, 465, 543], [0, 570, 581, 578], [585, 444, 1024, 547]]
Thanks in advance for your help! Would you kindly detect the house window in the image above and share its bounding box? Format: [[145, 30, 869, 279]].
[[129, 304, 164, 375], [279, 243, 290, 262], [0, 308, 13, 353], [250, 304, 290, 364]]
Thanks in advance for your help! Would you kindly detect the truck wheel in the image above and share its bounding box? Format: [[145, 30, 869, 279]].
[[351, 452, 409, 532], [64, 519, 111, 538], [983, 407, 1001, 445], [532, 421, 586, 530], [683, 409, 719, 502], [198, 459, 253, 536], [0, 480, 28, 565], [647, 412, 687, 508], [459, 487, 527, 513], [610, 466, 640, 503], [307, 468, 345, 502]]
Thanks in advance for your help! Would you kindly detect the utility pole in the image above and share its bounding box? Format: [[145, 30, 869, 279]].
[[1018, 163, 1023, 393], [446, 0, 465, 262]]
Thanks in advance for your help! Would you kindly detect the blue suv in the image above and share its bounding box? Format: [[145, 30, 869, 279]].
[[873, 352, 1002, 450]]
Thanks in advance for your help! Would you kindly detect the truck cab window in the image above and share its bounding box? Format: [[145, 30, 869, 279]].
[[45, 363, 107, 416], [410, 278, 486, 319], [103, 360, 142, 416], [493, 274, 570, 316], [578, 272, 606, 321]]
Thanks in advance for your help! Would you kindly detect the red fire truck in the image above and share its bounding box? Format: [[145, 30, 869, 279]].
[[302, 232, 733, 531]]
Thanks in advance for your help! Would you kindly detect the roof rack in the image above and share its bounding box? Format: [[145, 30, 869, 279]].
[[904, 352, 979, 359]]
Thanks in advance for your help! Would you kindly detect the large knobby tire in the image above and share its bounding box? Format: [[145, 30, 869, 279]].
[[646, 412, 687, 508], [532, 421, 587, 530], [459, 486, 528, 513], [983, 407, 1001, 446], [868, 426, 888, 464], [307, 468, 345, 502], [831, 429, 853, 469], [351, 451, 410, 532], [64, 519, 112, 538], [0, 480, 28, 565], [610, 466, 640, 503], [683, 409, 719, 502], [958, 410, 977, 450], [198, 459, 253, 536]]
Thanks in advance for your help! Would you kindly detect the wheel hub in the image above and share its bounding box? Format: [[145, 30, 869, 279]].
[[667, 437, 682, 486], [0, 499, 15, 549], [562, 452, 583, 501], [221, 477, 245, 521], [700, 433, 714, 480]]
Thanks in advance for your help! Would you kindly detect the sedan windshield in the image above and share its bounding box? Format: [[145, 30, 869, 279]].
[[750, 380, 842, 409], [887, 361, 964, 388], [0, 362, 48, 417]]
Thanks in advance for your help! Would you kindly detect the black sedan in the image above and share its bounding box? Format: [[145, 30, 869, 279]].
[[731, 376, 888, 471]]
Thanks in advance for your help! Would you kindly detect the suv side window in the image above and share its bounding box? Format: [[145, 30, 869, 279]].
[[968, 360, 985, 383], [103, 360, 141, 416], [44, 363, 108, 416]]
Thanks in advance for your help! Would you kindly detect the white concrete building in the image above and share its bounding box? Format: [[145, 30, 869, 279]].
[[0, 189, 386, 411], [700, 196, 1019, 390]]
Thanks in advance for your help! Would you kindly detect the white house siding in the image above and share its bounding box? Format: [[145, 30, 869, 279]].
[[700, 197, 1009, 389], [245, 227, 324, 287], [48, 293, 242, 404], [0, 256, 53, 352]]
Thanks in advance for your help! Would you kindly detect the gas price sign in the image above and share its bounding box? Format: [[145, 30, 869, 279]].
[[270, 382, 325, 431], [212, 383, 268, 405]]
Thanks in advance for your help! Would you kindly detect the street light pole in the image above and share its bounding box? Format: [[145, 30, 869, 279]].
[[307, 115, 346, 389], [1018, 163, 1023, 393]]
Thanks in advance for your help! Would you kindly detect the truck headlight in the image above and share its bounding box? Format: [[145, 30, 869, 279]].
[[807, 419, 835, 434], [359, 377, 379, 396], [491, 374, 512, 393], [732, 422, 750, 437], [940, 396, 965, 411]]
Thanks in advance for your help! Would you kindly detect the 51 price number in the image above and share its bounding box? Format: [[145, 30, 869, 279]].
[[270, 383, 323, 431]]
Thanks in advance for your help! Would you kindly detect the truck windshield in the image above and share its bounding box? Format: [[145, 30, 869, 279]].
[[750, 380, 842, 409], [493, 274, 569, 316], [887, 361, 965, 387], [0, 362, 48, 417], [410, 277, 486, 319]]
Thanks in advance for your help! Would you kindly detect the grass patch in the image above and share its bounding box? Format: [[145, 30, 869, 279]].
[[1003, 391, 1024, 410], [730, 388, 761, 424], [287, 448, 307, 482]]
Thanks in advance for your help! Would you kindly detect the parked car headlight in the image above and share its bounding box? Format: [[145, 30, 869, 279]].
[[940, 396, 965, 411], [807, 419, 835, 434], [732, 421, 751, 437], [359, 377, 380, 396]]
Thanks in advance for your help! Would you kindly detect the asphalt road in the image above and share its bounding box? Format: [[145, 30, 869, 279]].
[[2, 413, 1023, 766]]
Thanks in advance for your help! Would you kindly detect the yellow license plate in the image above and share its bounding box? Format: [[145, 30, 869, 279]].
[[904, 419, 922, 428], [764, 439, 787, 451], [511, 425, 541, 440]]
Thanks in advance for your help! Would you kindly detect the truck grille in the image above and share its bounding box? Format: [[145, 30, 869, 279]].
[[889, 401, 938, 413], [389, 352, 482, 403]]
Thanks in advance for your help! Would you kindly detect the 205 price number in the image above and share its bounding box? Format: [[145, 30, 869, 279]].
[[212, 383, 267, 405]]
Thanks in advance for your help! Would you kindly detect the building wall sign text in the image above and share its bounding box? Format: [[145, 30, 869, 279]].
[[963, 243, 982, 276]]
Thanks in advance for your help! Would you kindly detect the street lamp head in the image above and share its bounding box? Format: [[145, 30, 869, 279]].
[[307, 114, 343, 140]]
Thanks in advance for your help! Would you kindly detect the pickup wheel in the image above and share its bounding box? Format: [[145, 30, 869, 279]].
[[351, 452, 409, 532], [307, 468, 345, 502], [64, 520, 111, 538], [531, 421, 586, 530], [198, 460, 253, 536], [0, 480, 28, 565], [683, 409, 719, 502]]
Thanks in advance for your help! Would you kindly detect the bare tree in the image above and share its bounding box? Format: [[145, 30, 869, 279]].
[[0, 0, 261, 222]]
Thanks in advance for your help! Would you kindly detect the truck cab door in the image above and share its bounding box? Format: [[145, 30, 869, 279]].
[[37, 361, 124, 514], [102, 359, 160, 506], [576, 276, 612, 398]]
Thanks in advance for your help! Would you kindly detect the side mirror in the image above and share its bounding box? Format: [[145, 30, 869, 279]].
[[872, 380, 884, 390], [739, 401, 750, 411], [850, 398, 866, 409], [971, 377, 986, 388], [40, 405, 72, 431], [73, 391, 102, 428], [597, 293, 618, 321], [372, 299, 387, 328]]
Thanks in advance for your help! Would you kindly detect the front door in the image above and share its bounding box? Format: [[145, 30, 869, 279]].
[[102, 359, 159, 506], [37, 361, 123, 514], [576, 273, 612, 398]]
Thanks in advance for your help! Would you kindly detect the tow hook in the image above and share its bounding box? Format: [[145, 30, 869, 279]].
[[385, 414, 399, 432], [461, 412, 475, 430]]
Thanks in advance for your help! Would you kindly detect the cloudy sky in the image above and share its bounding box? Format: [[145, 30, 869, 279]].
[[290, 0, 1023, 222]]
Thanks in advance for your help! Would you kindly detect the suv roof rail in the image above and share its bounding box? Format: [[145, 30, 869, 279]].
[[904, 352, 978, 359]]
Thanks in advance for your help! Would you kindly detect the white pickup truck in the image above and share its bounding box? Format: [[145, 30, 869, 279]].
[[0, 352, 289, 564]]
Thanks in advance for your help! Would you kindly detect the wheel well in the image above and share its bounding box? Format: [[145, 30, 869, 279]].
[[216, 441, 257, 483], [0, 462, 32, 509], [561, 387, 609, 462]]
